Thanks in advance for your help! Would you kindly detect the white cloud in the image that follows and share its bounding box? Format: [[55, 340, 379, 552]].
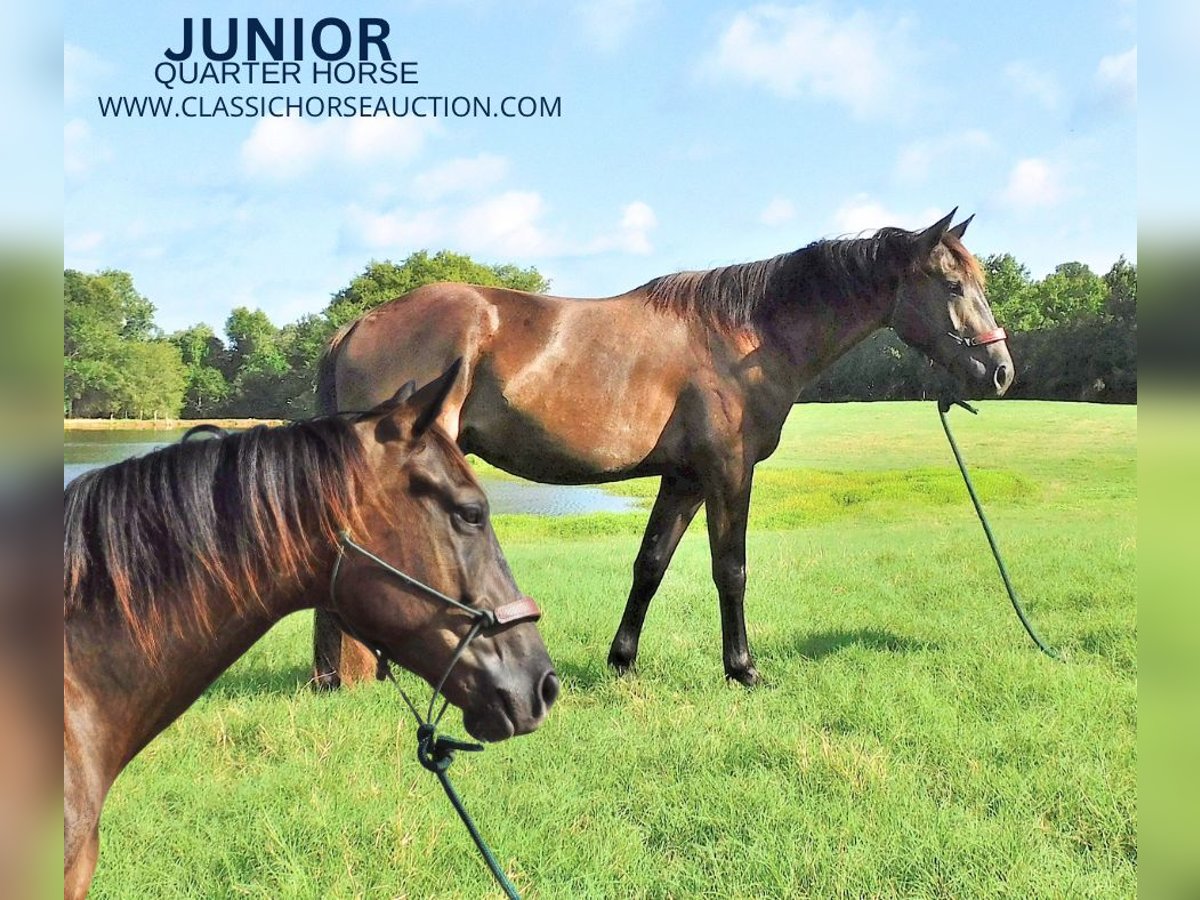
[[412, 154, 510, 200], [456, 191, 555, 257], [998, 158, 1065, 210], [344, 195, 657, 258], [706, 4, 918, 119], [241, 118, 325, 180], [1003, 60, 1062, 110], [64, 43, 111, 103], [65, 118, 108, 180], [344, 204, 445, 250], [831, 194, 943, 234], [66, 230, 105, 254], [759, 196, 796, 226], [241, 116, 434, 180], [575, 0, 656, 51], [589, 201, 657, 254], [1095, 46, 1136, 110], [895, 129, 993, 183]]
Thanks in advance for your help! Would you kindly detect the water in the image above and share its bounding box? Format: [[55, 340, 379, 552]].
[[63, 429, 636, 516]]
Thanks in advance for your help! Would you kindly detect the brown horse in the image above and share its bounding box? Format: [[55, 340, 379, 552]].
[[313, 211, 1013, 688], [64, 365, 559, 899]]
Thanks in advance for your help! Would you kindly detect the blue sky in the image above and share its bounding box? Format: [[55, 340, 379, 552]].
[[65, 0, 1137, 334]]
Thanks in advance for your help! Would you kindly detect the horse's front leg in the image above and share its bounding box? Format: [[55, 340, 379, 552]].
[[64, 748, 101, 900], [64, 825, 99, 900], [705, 468, 759, 686], [608, 473, 703, 672]]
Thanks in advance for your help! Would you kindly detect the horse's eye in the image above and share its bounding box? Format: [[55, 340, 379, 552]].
[[948, 281, 965, 296], [455, 503, 485, 527]]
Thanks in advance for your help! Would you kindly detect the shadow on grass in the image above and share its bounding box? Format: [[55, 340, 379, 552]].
[[554, 655, 617, 692], [207, 664, 316, 699], [763, 628, 938, 661]]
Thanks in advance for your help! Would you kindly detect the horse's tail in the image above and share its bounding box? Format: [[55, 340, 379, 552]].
[[317, 320, 359, 415]]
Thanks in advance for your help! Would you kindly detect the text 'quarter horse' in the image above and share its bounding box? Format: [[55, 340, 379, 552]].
[[313, 211, 1012, 688], [63, 363, 558, 900]]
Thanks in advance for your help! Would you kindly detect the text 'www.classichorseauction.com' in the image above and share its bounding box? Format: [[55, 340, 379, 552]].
[[95, 16, 564, 119]]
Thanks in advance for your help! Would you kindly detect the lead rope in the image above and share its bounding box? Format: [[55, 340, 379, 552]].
[[937, 398, 1060, 660], [329, 535, 525, 899], [373, 653, 524, 900]]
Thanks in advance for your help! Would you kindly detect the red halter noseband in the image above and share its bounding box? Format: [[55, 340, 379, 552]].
[[947, 326, 1008, 348]]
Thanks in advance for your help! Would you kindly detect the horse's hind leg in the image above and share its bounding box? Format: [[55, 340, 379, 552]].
[[608, 474, 703, 672], [312, 612, 381, 689]]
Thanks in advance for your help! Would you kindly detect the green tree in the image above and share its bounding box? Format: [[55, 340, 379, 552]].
[[170, 324, 231, 417], [220, 308, 295, 417], [65, 270, 125, 415], [272, 314, 338, 417], [102, 269, 157, 340], [1031, 262, 1108, 327], [223, 307, 282, 377], [1103, 256, 1137, 324], [982, 254, 1040, 330], [182, 365, 231, 417], [64, 269, 172, 416], [116, 341, 187, 418]]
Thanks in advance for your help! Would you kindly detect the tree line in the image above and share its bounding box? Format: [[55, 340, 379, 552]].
[[798, 254, 1136, 403], [63, 251, 548, 419], [63, 249, 1135, 420]]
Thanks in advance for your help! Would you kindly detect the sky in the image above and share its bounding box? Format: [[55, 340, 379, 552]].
[[64, 0, 1137, 334]]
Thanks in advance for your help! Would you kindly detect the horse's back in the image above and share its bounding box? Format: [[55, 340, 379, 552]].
[[335, 283, 703, 478]]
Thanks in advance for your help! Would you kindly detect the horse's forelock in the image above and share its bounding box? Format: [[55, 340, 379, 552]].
[[941, 233, 986, 288]]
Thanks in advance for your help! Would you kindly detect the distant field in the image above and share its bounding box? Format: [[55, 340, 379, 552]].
[[91, 401, 1136, 899]]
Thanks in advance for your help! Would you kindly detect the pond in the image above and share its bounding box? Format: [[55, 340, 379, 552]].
[[63, 430, 637, 517]]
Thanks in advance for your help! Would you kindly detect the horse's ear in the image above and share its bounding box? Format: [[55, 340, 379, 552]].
[[947, 213, 974, 241], [372, 362, 462, 444], [391, 380, 417, 404], [406, 359, 463, 438], [913, 208, 958, 258]]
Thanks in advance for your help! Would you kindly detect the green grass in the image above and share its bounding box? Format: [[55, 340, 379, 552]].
[[91, 401, 1136, 899]]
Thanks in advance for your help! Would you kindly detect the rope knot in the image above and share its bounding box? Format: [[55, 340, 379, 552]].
[[416, 723, 483, 773]]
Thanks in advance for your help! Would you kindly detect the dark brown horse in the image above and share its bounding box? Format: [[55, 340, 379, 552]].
[[64, 365, 559, 899], [313, 211, 1013, 688]]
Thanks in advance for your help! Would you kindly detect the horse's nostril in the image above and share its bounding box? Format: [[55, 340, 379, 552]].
[[539, 670, 561, 710], [994, 364, 1010, 391]]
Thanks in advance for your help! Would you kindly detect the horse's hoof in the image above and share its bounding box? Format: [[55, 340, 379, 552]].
[[606, 648, 637, 675], [609, 657, 638, 676], [607, 631, 641, 674], [311, 670, 342, 691], [725, 665, 761, 687]]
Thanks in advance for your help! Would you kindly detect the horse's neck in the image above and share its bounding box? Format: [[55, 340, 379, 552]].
[[67, 580, 315, 777], [765, 285, 894, 387]]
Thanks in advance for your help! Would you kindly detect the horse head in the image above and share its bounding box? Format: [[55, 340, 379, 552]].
[[329, 361, 559, 742], [889, 211, 1015, 398]]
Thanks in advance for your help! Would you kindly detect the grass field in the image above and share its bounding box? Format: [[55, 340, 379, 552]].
[[90, 401, 1136, 899]]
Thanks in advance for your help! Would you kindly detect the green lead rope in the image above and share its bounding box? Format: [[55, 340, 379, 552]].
[[374, 660, 524, 900], [937, 397, 1060, 660], [331, 531, 525, 898]]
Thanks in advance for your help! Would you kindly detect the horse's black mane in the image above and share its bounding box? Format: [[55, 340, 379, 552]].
[[64, 417, 371, 659], [642, 227, 980, 331]]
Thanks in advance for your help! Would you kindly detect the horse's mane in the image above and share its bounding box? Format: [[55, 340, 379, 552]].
[[64, 417, 373, 661], [642, 228, 985, 331]]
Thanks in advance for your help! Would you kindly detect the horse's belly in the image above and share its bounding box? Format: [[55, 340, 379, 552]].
[[462, 388, 671, 484]]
